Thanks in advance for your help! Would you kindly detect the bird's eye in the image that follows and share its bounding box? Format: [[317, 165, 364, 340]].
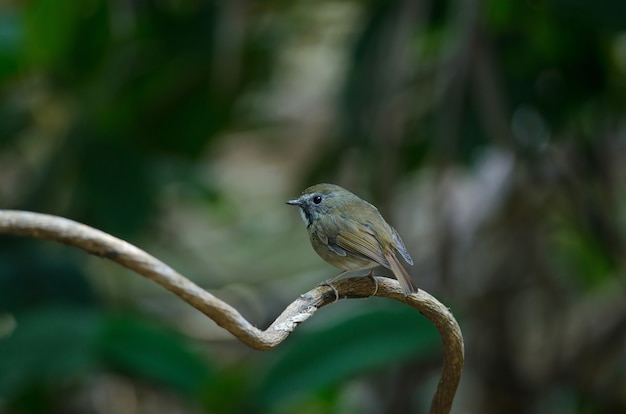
[[312, 195, 322, 204]]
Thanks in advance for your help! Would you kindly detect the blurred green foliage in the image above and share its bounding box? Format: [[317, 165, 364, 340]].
[[0, 307, 213, 412], [1, 0, 626, 413], [255, 303, 440, 407]]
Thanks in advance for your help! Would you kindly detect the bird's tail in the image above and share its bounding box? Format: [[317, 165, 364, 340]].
[[384, 250, 418, 295]]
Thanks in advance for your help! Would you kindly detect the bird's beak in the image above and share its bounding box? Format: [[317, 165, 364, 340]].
[[286, 198, 301, 206]]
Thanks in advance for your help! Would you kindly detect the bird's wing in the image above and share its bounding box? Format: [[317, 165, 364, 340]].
[[391, 226, 413, 265], [335, 224, 417, 294], [334, 223, 389, 267]]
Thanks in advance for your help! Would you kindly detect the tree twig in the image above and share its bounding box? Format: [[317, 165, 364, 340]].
[[0, 210, 463, 414]]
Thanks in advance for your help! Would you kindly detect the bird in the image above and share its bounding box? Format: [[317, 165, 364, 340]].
[[287, 183, 417, 295]]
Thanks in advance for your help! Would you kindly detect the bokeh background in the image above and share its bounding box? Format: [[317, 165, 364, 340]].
[[1, 0, 626, 413]]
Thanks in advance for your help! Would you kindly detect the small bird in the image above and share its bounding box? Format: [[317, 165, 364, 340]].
[[287, 183, 418, 295]]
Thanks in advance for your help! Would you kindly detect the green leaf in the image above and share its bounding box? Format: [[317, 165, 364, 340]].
[[256, 301, 441, 406], [0, 306, 101, 398], [23, 0, 80, 68], [0, 307, 214, 402], [98, 313, 213, 395]]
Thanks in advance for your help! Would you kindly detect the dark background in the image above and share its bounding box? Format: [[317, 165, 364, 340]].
[[1, 1, 625, 413]]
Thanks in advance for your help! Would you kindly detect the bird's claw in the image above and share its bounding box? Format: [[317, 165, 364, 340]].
[[318, 279, 340, 303], [367, 270, 379, 296]]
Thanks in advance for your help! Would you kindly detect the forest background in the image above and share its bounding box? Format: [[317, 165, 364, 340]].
[[0, 1, 625, 413]]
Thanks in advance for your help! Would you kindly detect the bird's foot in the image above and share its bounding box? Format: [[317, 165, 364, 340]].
[[367, 270, 379, 296], [318, 279, 340, 302]]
